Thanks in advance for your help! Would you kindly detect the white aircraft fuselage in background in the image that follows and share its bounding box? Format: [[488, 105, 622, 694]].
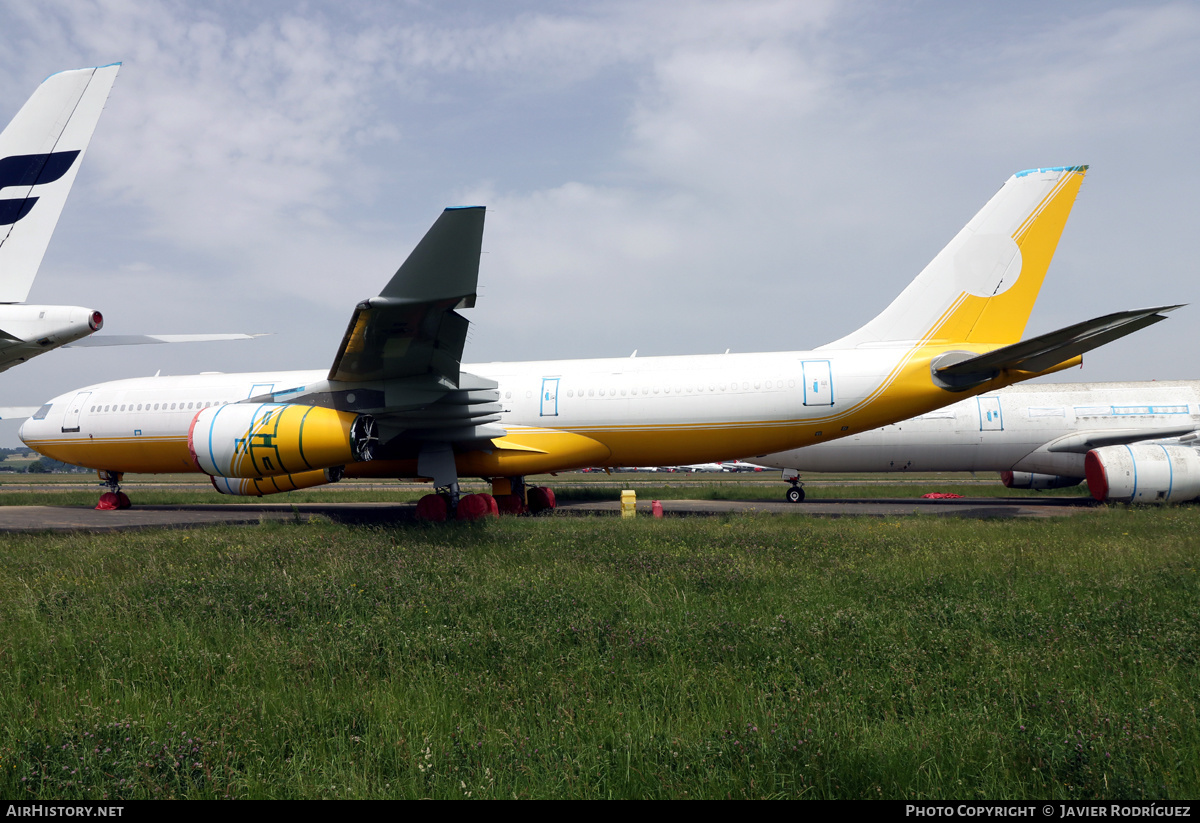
[[754, 380, 1200, 504]]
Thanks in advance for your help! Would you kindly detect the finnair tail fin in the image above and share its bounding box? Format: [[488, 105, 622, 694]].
[[824, 165, 1087, 349], [0, 64, 120, 304]]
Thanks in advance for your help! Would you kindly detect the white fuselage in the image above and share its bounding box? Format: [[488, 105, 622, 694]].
[[20, 341, 1026, 475], [753, 381, 1200, 478]]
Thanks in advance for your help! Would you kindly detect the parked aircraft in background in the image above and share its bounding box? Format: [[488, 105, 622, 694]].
[[721, 460, 766, 473], [0, 65, 119, 371], [0, 65, 262, 382], [643, 461, 764, 472], [756, 380, 1200, 505], [19, 165, 1175, 515], [681, 463, 728, 473]]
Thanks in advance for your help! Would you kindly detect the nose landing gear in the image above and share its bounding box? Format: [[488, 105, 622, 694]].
[[95, 470, 130, 510], [782, 468, 805, 503]]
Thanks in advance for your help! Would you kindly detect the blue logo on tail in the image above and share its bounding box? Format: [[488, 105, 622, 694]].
[[0, 151, 81, 225]]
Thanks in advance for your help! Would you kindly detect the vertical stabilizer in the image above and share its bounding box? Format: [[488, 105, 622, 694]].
[[823, 166, 1087, 349], [0, 64, 120, 303]]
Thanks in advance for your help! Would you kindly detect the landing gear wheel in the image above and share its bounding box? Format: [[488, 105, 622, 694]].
[[527, 486, 557, 514], [456, 493, 499, 521], [95, 471, 130, 510], [416, 493, 451, 522], [786, 485, 805, 503], [494, 494, 527, 515], [96, 492, 130, 510]]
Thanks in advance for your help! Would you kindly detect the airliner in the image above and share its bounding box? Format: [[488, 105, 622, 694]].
[[752, 380, 1200, 505], [0, 64, 263, 396], [0, 64, 119, 371], [19, 164, 1176, 515]]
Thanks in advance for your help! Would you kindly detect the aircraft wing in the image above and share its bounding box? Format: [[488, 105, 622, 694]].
[[240, 207, 502, 449], [1045, 426, 1200, 454], [67, 333, 268, 347], [0, 406, 38, 420], [934, 305, 1182, 390], [328, 207, 485, 386]]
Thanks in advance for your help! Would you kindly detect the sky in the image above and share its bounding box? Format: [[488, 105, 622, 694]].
[[0, 0, 1197, 446]]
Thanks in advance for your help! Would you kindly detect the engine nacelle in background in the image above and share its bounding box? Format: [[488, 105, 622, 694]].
[[1000, 471, 1083, 490], [212, 466, 344, 496], [189, 403, 377, 479], [1085, 444, 1200, 504]]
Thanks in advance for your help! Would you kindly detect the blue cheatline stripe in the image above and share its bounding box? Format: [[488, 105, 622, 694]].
[[1160, 444, 1174, 501], [1014, 165, 1088, 178], [43, 63, 122, 81], [1126, 444, 1137, 501], [207, 403, 230, 474], [250, 404, 274, 476]]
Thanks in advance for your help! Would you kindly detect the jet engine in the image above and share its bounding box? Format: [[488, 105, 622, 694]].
[[211, 466, 344, 496], [1000, 471, 1083, 490], [188, 403, 377, 479], [1084, 444, 1200, 504]]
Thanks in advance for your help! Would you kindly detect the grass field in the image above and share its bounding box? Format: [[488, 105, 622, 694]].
[[0, 504, 1195, 799]]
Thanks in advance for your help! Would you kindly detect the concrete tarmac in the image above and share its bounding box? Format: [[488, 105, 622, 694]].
[[0, 495, 1098, 533]]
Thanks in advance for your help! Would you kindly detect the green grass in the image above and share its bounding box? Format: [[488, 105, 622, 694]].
[[0, 510, 1196, 799]]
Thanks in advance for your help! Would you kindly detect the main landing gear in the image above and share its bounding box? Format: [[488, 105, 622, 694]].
[[415, 481, 503, 523], [492, 475, 557, 516], [414, 475, 559, 522], [95, 470, 131, 510]]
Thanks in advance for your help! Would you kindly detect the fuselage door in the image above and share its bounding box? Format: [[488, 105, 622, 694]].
[[540, 377, 560, 417], [977, 396, 1003, 431], [61, 391, 91, 433], [801, 360, 834, 406]]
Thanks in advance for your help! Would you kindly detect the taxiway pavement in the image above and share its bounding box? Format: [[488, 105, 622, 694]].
[[0, 495, 1099, 532]]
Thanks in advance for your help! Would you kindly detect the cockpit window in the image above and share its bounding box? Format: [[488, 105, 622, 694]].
[[32, 404, 52, 420]]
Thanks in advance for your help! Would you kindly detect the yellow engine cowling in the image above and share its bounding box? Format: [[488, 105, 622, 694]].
[[211, 467, 343, 496], [188, 403, 377, 478]]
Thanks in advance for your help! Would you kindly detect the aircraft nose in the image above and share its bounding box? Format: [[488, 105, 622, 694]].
[[17, 400, 53, 443]]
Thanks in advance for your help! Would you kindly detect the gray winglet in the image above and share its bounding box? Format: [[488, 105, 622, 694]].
[[329, 207, 486, 384], [379, 206, 485, 307]]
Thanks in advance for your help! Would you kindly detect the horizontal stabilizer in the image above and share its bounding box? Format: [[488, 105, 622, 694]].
[[933, 305, 1182, 390], [67, 333, 267, 347], [1046, 426, 1199, 454]]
